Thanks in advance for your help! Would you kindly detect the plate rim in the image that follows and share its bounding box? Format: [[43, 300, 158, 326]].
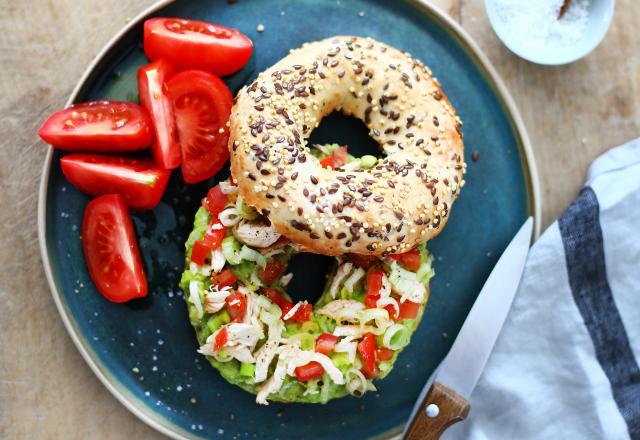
[[37, 1, 542, 439]]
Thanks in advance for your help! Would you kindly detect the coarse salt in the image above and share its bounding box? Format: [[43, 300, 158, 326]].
[[492, 0, 589, 52]]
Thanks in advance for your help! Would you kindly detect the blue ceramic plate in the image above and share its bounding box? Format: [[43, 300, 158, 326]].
[[38, 1, 540, 439]]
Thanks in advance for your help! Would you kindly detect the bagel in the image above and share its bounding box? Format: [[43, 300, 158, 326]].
[[180, 175, 433, 405], [229, 36, 465, 256]]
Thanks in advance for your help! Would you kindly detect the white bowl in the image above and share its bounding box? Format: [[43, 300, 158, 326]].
[[485, 0, 615, 65]]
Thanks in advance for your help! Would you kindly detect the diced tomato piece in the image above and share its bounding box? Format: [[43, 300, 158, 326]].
[[319, 146, 348, 169], [203, 223, 227, 249], [389, 248, 421, 272], [202, 185, 227, 217], [364, 293, 380, 309], [315, 333, 339, 355], [367, 270, 384, 296], [294, 361, 325, 382], [191, 240, 210, 265], [258, 258, 286, 285], [357, 333, 379, 379], [225, 291, 247, 322], [287, 302, 312, 323], [213, 327, 228, 352], [211, 268, 237, 289], [398, 301, 420, 320], [263, 288, 294, 318], [384, 304, 398, 321], [376, 347, 394, 362]]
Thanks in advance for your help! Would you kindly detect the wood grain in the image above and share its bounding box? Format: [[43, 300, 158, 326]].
[[0, 0, 638, 439], [404, 381, 470, 439]]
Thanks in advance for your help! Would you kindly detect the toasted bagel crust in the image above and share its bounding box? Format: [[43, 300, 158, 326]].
[[229, 36, 465, 256]]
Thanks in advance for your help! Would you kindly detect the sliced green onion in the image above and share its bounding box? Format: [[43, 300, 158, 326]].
[[207, 310, 231, 333], [235, 196, 259, 220], [345, 368, 367, 397], [383, 323, 411, 350], [240, 362, 256, 378]]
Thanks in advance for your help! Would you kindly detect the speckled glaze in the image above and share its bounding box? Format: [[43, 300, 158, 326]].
[[38, 1, 540, 439]]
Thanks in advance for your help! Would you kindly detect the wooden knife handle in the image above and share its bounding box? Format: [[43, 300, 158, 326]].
[[403, 381, 470, 440]]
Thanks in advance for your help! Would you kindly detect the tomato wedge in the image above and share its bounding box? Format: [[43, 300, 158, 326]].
[[167, 71, 233, 184], [258, 258, 286, 285], [315, 333, 339, 355], [398, 301, 421, 320], [357, 333, 379, 379], [294, 361, 325, 382], [211, 268, 237, 289], [213, 327, 228, 352], [202, 185, 228, 217], [225, 291, 247, 322], [82, 194, 147, 302], [389, 248, 421, 272], [138, 59, 181, 169], [39, 101, 152, 152], [60, 154, 170, 210], [319, 146, 348, 169], [144, 18, 253, 76]]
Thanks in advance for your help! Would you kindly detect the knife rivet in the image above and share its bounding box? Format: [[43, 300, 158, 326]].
[[425, 404, 439, 418]]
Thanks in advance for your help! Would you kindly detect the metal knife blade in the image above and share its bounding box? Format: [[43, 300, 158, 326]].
[[405, 217, 533, 433]]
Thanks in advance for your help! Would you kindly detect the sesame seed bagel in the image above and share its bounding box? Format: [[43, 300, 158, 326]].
[[229, 36, 465, 256]]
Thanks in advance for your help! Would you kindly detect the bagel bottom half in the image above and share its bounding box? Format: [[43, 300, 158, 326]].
[[179, 148, 434, 405]]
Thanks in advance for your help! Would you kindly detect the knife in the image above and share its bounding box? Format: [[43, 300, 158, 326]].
[[403, 217, 533, 440]]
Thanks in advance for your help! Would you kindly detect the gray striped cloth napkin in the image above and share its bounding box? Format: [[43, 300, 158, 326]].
[[444, 138, 640, 440]]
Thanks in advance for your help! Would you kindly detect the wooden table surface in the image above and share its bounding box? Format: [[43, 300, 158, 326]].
[[1, 0, 638, 438]]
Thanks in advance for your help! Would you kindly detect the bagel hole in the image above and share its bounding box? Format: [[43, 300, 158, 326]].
[[285, 253, 336, 303], [308, 112, 384, 159]]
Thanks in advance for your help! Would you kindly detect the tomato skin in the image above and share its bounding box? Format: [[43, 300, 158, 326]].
[[287, 302, 312, 323], [389, 248, 421, 272], [294, 361, 325, 382], [364, 293, 380, 309], [82, 194, 147, 302], [376, 347, 394, 362], [213, 327, 228, 352], [39, 101, 152, 152], [357, 333, 379, 379], [211, 268, 237, 289], [138, 59, 181, 169], [258, 258, 286, 285], [191, 241, 210, 265], [60, 154, 170, 210], [144, 18, 253, 76], [225, 291, 247, 322], [263, 288, 294, 317], [364, 269, 384, 308], [398, 301, 420, 320], [319, 146, 348, 169], [167, 71, 233, 183], [203, 223, 227, 249], [202, 185, 228, 217], [367, 270, 384, 296], [315, 333, 339, 355]]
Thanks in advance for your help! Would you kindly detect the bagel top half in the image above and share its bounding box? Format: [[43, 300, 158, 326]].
[[228, 36, 465, 256]]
